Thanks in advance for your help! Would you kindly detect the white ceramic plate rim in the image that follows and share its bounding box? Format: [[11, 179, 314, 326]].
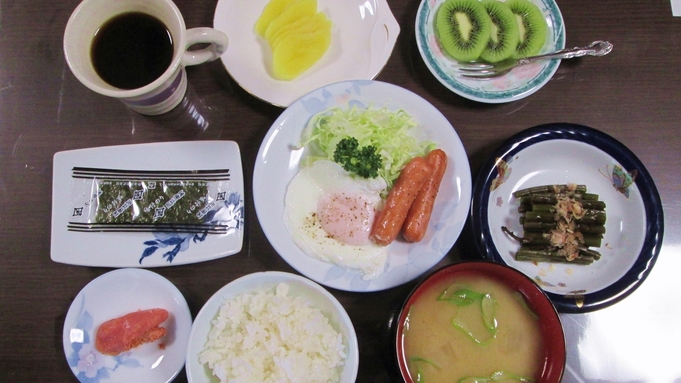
[[185, 271, 359, 383], [50, 141, 244, 268], [213, 0, 400, 107], [253, 79, 472, 292], [62, 268, 192, 383], [415, 0, 566, 103]]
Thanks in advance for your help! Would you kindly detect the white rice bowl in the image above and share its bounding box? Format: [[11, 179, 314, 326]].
[[186, 272, 359, 383]]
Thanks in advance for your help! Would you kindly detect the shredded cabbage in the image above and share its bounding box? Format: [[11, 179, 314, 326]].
[[299, 105, 435, 190]]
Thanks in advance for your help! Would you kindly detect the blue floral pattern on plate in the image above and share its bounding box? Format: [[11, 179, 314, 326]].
[[65, 296, 143, 383], [254, 80, 472, 292], [62, 269, 192, 383], [139, 191, 244, 264]]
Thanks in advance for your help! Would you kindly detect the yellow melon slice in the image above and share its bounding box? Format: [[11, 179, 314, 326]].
[[264, 0, 317, 43], [269, 12, 330, 50], [254, 0, 298, 37], [272, 16, 331, 80], [267, 14, 313, 49]]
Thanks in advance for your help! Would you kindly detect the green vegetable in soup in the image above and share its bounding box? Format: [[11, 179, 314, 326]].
[[438, 285, 499, 344], [481, 294, 498, 331], [409, 357, 441, 383], [452, 316, 497, 345], [403, 275, 543, 383], [512, 292, 539, 321], [437, 284, 486, 306]]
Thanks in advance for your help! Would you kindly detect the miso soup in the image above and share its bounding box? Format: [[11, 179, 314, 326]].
[[400, 273, 544, 382]]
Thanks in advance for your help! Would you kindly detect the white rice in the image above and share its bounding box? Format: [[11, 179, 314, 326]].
[[199, 283, 347, 383]]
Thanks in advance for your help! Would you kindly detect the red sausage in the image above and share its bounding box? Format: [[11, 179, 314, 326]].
[[371, 156, 433, 246], [402, 149, 448, 242]]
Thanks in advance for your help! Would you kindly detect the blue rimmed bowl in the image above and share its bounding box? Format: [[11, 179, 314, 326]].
[[470, 123, 663, 312], [394, 261, 566, 383]]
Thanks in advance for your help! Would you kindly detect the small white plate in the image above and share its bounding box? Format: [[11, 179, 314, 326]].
[[51, 141, 244, 267], [253, 80, 472, 292], [213, 0, 400, 107], [63, 268, 192, 383], [471, 123, 663, 312], [186, 271, 359, 383], [415, 0, 565, 103]]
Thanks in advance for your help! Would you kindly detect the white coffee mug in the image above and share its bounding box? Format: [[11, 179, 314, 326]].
[[64, 0, 228, 115]]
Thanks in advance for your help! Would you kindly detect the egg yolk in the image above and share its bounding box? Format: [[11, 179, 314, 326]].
[[316, 190, 376, 246]]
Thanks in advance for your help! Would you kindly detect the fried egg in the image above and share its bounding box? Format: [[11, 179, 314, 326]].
[[283, 160, 388, 280]]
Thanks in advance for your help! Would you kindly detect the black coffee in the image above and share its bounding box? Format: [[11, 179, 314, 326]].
[[91, 12, 173, 90]]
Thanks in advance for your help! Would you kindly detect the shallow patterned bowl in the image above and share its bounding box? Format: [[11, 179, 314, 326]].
[[415, 0, 565, 103], [62, 268, 192, 383], [394, 261, 566, 383], [470, 123, 664, 312]]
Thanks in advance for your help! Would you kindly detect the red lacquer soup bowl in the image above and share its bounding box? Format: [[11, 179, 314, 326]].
[[395, 261, 565, 383]]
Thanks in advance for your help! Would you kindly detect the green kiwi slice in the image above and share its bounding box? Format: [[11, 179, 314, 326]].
[[435, 0, 491, 62], [506, 0, 548, 58], [480, 0, 519, 63]]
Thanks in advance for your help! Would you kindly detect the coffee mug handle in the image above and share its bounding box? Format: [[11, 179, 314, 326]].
[[182, 28, 229, 66]]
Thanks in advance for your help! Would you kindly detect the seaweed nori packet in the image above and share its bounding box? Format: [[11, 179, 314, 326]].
[[94, 179, 211, 224]]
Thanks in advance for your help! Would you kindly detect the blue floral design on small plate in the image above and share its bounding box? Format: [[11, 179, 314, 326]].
[[65, 305, 143, 383], [62, 269, 192, 382], [139, 191, 244, 264]]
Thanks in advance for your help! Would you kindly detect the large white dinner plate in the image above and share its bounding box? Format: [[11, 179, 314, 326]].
[[51, 141, 244, 267], [253, 80, 472, 292], [63, 268, 192, 383], [213, 0, 400, 107], [415, 0, 565, 103], [471, 124, 663, 312]]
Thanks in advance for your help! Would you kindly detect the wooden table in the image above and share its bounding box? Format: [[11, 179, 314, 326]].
[[1, 0, 680, 381]]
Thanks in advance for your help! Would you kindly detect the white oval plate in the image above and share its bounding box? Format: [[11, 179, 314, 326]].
[[415, 0, 565, 103], [471, 124, 663, 312], [186, 271, 359, 383], [63, 268, 192, 383], [213, 0, 400, 107], [253, 80, 472, 292]]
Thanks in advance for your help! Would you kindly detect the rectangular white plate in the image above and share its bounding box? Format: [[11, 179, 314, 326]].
[[51, 141, 244, 267]]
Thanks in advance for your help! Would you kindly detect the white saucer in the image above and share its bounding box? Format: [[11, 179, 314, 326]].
[[415, 0, 565, 103], [62, 268, 192, 383], [213, 0, 400, 107]]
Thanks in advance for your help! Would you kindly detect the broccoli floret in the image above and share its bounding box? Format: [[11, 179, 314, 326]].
[[333, 137, 382, 179]]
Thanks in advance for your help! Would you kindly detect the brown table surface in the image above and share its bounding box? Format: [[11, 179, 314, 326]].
[[2, 0, 680, 381]]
